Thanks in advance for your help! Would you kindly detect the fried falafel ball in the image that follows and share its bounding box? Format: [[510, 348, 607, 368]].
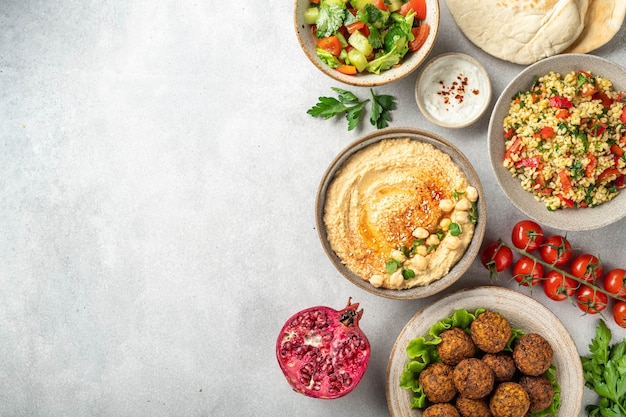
[[452, 358, 494, 399], [455, 396, 490, 417], [489, 382, 531, 417], [513, 333, 553, 376], [470, 311, 512, 353], [419, 362, 457, 403], [422, 403, 461, 417], [519, 374, 554, 412], [437, 327, 477, 366], [482, 352, 517, 382]]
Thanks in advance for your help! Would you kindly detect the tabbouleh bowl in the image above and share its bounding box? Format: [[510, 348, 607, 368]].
[[502, 70, 626, 210]]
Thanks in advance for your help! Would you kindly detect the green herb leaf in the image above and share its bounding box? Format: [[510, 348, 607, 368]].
[[370, 88, 397, 129], [581, 320, 626, 417], [448, 222, 462, 237], [402, 268, 415, 280]]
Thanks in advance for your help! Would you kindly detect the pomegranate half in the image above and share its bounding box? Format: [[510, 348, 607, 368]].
[[276, 298, 370, 399]]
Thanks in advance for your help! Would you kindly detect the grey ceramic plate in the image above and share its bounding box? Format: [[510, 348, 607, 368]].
[[293, 0, 440, 87], [315, 127, 486, 300], [386, 286, 583, 417], [488, 53, 626, 231]]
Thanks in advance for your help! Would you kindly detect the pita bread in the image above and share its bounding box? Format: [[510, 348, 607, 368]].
[[445, 0, 589, 64], [565, 0, 626, 53]]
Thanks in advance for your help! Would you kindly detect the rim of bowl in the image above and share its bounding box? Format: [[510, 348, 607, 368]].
[[315, 127, 486, 300], [488, 53, 626, 231], [385, 285, 584, 417], [293, 0, 441, 87], [415, 52, 492, 128]]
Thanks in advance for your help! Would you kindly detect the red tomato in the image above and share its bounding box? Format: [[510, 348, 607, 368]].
[[542, 270, 577, 301], [603, 268, 626, 297], [513, 256, 544, 286], [570, 254, 603, 283], [399, 0, 427, 19], [481, 241, 513, 273], [613, 301, 626, 328], [539, 235, 572, 267], [511, 220, 544, 252], [576, 285, 608, 314]]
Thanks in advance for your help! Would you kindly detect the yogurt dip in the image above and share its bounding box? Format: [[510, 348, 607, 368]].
[[416, 53, 491, 128]]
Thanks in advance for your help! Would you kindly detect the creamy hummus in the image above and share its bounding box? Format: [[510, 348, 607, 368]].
[[323, 138, 478, 290]]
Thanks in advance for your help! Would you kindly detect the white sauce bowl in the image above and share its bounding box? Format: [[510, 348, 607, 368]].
[[415, 53, 491, 128]]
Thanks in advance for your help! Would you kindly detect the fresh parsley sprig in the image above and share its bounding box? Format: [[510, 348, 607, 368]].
[[581, 320, 626, 417], [307, 87, 397, 131]]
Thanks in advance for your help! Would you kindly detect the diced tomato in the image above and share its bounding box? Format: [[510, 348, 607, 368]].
[[549, 95, 572, 109], [593, 91, 614, 108], [558, 195, 575, 208], [585, 153, 597, 178], [610, 143, 624, 157], [504, 137, 523, 161], [590, 122, 608, 137], [515, 156, 541, 168], [621, 108, 626, 124], [373, 0, 387, 10], [559, 169, 572, 193], [617, 92, 626, 103], [409, 24, 430, 52], [317, 36, 343, 56], [336, 64, 357, 75], [346, 21, 366, 34], [616, 174, 625, 188], [598, 168, 621, 183], [400, 0, 427, 19], [555, 109, 569, 119], [504, 128, 516, 140], [535, 126, 556, 139]]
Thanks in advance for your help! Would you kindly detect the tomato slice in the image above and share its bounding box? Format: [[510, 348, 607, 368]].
[[399, 0, 427, 19], [317, 36, 342, 56], [409, 24, 430, 52]]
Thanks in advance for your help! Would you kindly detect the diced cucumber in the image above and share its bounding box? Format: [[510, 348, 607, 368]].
[[348, 30, 373, 56], [335, 31, 348, 48], [322, 0, 346, 5], [387, 0, 402, 12], [338, 48, 348, 62], [304, 7, 319, 25], [347, 49, 368, 72]]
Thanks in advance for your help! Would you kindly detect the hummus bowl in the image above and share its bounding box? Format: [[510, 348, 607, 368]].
[[386, 286, 583, 417], [488, 53, 626, 231], [315, 127, 486, 300], [294, 0, 440, 87]]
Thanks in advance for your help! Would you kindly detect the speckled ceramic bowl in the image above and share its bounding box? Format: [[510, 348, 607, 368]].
[[416, 52, 491, 128], [386, 286, 583, 417], [488, 53, 626, 231], [315, 127, 486, 300], [294, 0, 440, 87]]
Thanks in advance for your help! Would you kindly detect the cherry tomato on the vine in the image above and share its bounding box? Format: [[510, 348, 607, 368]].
[[539, 235, 572, 267], [542, 270, 577, 301], [481, 241, 514, 273], [513, 256, 544, 286], [575, 285, 608, 314], [570, 253, 602, 283], [613, 301, 626, 328], [603, 268, 626, 297], [511, 220, 544, 252]]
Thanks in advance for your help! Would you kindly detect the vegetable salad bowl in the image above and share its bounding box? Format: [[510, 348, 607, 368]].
[[294, 0, 440, 87], [488, 54, 626, 231]]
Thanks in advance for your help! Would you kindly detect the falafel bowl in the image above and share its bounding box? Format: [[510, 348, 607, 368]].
[[386, 286, 583, 417]]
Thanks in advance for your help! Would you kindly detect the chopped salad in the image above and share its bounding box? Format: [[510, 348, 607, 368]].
[[304, 0, 430, 75]]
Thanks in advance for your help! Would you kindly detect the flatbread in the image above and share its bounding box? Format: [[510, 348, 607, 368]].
[[445, 0, 589, 65], [565, 0, 626, 53]]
